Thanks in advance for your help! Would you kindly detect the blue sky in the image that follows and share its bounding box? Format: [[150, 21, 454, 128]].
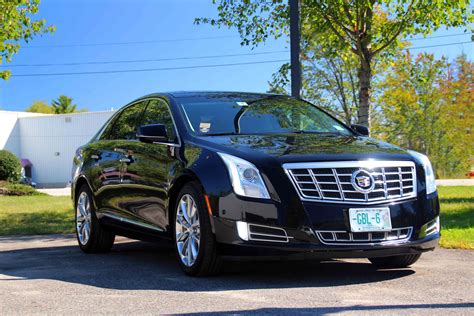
[[0, 0, 472, 112]]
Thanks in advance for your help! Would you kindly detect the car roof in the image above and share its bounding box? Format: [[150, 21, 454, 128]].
[[140, 91, 284, 100]]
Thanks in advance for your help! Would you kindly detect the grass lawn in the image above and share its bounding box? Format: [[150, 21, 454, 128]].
[[438, 186, 474, 250], [0, 195, 74, 236], [0, 187, 472, 249]]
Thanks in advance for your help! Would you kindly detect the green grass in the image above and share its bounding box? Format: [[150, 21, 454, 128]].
[[438, 186, 474, 250], [0, 187, 472, 250], [0, 195, 73, 235]]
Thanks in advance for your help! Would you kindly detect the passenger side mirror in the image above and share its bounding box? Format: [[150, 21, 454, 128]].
[[137, 124, 168, 143], [351, 124, 369, 136]]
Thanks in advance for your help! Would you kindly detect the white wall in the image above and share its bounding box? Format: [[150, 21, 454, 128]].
[[0, 111, 43, 157], [18, 111, 115, 187]]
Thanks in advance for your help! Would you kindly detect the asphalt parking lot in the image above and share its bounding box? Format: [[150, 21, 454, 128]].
[[0, 235, 473, 315]]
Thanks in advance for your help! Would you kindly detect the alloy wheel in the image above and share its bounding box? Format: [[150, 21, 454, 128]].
[[76, 191, 92, 245], [175, 194, 201, 267]]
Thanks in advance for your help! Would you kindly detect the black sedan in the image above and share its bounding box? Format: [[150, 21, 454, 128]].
[[71, 92, 440, 276]]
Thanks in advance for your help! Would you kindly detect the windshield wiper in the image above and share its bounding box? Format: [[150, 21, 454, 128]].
[[291, 130, 343, 135], [203, 132, 239, 136]]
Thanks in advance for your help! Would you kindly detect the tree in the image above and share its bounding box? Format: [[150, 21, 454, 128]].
[[25, 100, 53, 114], [372, 52, 473, 178], [0, 0, 55, 80], [51, 95, 78, 114], [268, 10, 405, 125], [196, 0, 472, 128], [268, 51, 360, 125]]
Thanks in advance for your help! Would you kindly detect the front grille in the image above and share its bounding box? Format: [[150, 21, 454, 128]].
[[283, 161, 417, 204], [315, 227, 412, 245]]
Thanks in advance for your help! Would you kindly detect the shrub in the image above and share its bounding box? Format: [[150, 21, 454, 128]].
[[0, 150, 21, 183]]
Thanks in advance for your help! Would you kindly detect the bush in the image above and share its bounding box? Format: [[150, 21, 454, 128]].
[[0, 181, 44, 196], [0, 150, 21, 183]]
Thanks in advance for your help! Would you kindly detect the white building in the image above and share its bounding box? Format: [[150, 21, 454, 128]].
[[0, 110, 115, 187]]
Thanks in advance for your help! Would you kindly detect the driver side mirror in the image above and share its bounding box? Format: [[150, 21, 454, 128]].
[[351, 124, 369, 136], [137, 124, 168, 143]]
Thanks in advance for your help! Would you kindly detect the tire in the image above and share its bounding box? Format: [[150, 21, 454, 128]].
[[173, 182, 222, 276], [369, 254, 421, 268], [75, 184, 115, 253]]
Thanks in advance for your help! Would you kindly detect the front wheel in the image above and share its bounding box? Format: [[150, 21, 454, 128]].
[[173, 182, 221, 276], [369, 254, 421, 268], [75, 184, 115, 253]]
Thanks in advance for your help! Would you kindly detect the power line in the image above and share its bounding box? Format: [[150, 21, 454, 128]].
[[21, 32, 471, 49], [407, 32, 471, 41], [8, 42, 472, 77], [10, 59, 289, 77], [23, 35, 240, 48], [2, 50, 289, 68], [8, 41, 471, 69], [404, 41, 472, 50]]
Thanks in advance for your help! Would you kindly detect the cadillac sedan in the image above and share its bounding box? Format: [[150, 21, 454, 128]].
[[71, 91, 440, 276]]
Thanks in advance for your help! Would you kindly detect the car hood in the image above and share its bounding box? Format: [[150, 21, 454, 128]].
[[196, 134, 413, 163]]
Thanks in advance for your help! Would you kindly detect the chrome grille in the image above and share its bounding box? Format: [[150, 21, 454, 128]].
[[315, 227, 413, 245], [283, 161, 417, 204]]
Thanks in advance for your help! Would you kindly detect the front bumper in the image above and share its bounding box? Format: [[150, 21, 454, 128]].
[[213, 217, 439, 260], [212, 191, 440, 260]]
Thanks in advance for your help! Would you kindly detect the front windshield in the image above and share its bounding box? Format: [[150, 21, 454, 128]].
[[179, 95, 353, 136]]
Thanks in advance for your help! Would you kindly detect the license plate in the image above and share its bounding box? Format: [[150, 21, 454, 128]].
[[349, 207, 392, 232]]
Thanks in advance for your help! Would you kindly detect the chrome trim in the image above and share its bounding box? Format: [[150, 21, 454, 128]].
[[283, 160, 416, 169], [283, 160, 417, 205], [315, 227, 413, 246], [247, 223, 293, 243], [181, 106, 195, 132], [425, 217, 440, 236], [119, 157, 132, 163], [101, 212, 164, 232]]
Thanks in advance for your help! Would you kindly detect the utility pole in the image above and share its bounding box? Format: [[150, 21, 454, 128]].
[[289, 0, 301, 98]]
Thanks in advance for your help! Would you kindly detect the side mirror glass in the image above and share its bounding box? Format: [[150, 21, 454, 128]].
[[137, 124, 168, 143], [351, 124, 369, 136]]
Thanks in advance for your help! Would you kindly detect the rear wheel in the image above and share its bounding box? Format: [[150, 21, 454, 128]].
[[173, 182, 221, 276], [369, 254, 421, 268], [75, 184, 115, 253]]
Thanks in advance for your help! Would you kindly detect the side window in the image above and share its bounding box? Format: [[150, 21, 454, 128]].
[[102, 102, 147, 140], [139, 99, 176, 142]]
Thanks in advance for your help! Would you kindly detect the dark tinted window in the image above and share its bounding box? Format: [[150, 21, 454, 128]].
[[139, 99, 176, 141], [179, 96, 352, 136], [102, 101, 146, 140]]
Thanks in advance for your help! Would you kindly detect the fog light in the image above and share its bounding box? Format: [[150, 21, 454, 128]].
[[420, 216, 440, 238], [236, 221, 249, 241], [426, 216, 440, 235]]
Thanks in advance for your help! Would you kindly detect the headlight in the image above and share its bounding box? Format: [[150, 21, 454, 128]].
[[217, 152, 270, 199], [408, 150, 437, 194]]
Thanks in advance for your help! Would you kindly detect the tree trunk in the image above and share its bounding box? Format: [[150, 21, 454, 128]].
[[357, 57, 372, 128]]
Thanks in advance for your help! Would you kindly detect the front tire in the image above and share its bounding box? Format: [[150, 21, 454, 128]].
[[369, 254, 421, 268], [75, 184, 115, 253], [173, 182, 221, 276]]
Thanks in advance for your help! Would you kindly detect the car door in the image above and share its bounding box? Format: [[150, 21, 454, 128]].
[[92, 101, 147, 220], [118, 98, 181, 232]]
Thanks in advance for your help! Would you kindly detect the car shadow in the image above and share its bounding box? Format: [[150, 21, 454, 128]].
[[179, 303, 474, 315], [0, 240, 415, 291]]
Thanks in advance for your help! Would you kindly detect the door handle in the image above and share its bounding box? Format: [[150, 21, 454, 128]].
[[119, 157, 132, 163], [91, 154, 100, 160]]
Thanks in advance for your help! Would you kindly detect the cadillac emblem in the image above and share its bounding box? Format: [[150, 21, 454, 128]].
[[351, 169, 375, 193]]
